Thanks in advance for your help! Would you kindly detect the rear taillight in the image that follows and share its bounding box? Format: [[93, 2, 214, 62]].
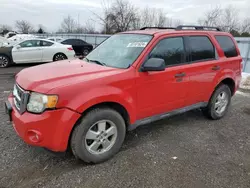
[[67, 47, 73, 51]]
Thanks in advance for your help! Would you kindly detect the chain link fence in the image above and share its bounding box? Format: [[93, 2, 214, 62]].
[[235, 37, 250, 73]]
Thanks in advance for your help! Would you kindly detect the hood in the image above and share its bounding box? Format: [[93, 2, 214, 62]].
[[16, 59, 122, 93]]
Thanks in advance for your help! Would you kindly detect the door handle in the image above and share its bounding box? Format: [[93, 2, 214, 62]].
[[175, 72, 186, 78], [211, 65, 220, 71]]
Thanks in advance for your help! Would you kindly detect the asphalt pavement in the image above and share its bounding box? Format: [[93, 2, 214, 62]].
[[0, 66, 250, 188]]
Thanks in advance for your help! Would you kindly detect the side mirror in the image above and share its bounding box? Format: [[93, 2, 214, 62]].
[[16, 45, 21, 49], [141, 58, 165, 72]]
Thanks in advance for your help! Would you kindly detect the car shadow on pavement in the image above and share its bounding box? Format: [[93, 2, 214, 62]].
[[121, 109, 205, 152]]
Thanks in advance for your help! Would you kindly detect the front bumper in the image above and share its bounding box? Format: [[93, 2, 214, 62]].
[[6, 96, 81, 152]]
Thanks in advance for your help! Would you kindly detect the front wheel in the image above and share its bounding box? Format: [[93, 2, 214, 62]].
[[70, 108, 126, 163], [203, 84, 231, 120], [0, 55, 11, 68]]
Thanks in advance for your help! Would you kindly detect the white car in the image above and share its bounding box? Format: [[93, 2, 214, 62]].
[[0, 38, 75, 67], [0, 36, 10, 47]]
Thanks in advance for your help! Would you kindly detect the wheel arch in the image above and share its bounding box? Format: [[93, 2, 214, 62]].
[[67, 101, 131, 152], [216, 77, 235, 96], [53, 52, 67, 61]]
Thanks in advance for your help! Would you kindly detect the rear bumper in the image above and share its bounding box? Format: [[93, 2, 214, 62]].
[[66, 52, 76, 60], [235, 73, 242, 93], [7, 96, 81, 152]]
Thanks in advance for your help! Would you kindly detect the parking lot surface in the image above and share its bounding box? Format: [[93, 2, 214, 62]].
[[0, 66, 250, 188]]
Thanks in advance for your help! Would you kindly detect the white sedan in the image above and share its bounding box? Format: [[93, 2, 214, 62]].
[[0, 38, 75, 68]]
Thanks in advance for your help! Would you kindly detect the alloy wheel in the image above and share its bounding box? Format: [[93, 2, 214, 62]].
[[85, 120, 118, 155], [54, 54, 66, 61], [214, 91, 229, 115], [0, 56, 9, 68]]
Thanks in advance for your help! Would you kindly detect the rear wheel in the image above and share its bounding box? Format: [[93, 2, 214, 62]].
[[203, 84, 231, 120], [53, 53, 67, 61], [70, 108, 126, 163], [0, 55, 11, 68], [83, 49, 89, 56]]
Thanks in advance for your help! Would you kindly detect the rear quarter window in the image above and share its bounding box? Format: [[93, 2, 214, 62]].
[[215, 36, 238, 58]]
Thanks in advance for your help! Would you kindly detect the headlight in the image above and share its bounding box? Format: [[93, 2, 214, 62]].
[[27, 92, 58, 113]]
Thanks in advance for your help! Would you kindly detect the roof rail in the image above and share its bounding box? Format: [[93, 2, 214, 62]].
[[140, 27, 176, 30], [176, 25, 221, 31]]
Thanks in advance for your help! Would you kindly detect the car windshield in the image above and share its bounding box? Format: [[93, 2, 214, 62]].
[[85, 34, 152, 69]]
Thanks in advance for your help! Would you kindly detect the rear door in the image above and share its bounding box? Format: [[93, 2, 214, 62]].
[[12, 40, 42, 63], [40, 40, 55, 62], [136, 36, 191, 120], [184, 35, 220, 105]]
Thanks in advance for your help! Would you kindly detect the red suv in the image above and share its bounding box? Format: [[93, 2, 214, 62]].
[[5, 26, 242, 163]]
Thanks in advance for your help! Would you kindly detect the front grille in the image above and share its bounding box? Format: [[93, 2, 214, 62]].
[[13, 84, 29, 114]]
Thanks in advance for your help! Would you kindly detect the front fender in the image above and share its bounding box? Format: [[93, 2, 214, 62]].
[[59, 86, 137, 124]]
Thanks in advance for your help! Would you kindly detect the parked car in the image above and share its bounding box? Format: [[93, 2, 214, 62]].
[[0, 36, 10, 47], [60, 38, 93, 56], [7, 34, 38, 43], [4, 31, 18, 38], [47, 37, 63, 42], [5, 25, 242, 163], [0, 38, 75, 67]]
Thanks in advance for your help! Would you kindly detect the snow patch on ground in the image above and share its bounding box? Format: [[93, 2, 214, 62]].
[[240, 73, 250, 90]]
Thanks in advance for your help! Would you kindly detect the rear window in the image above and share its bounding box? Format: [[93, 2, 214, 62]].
[[215, 36, 238, 58], [189, 36, 215, 62]]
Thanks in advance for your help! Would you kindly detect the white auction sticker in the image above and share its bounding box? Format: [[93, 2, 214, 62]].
[[127, 42, 148, 48]]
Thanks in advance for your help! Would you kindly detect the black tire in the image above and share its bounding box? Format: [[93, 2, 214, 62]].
[[70, 108, 126, 163], [83, 48, 89, 56], [53, 53, 67, 61], [203, 84, 231, 120], [0, 55, 11, 68]]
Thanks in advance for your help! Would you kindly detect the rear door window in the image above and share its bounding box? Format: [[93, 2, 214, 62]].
[[215, 36, 238, 58], [41, 40, 53, 47], [188, 36, 215, 62]]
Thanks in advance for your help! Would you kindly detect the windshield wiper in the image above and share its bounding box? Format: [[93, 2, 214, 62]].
[[88, 59, 106, 66]]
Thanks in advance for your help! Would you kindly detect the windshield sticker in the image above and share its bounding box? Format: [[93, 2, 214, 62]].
[[127, 42, 148, 48]]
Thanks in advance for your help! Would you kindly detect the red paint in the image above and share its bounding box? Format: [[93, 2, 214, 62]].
[[10, 30, 242, 152], [8, 96, 81, 151]]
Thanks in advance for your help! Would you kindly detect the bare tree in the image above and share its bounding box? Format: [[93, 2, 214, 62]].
[[84, 21, 98, 34], [134, 8, 168, 28], [220, 6, 240, 32], [93, 0, 183, 33], [198, 6, 222, 27], [0, 24, 12, 32], [198, 6, 240, 33], [108, 0, 137, 32], [15, 20, 34, 33], [74, 21, 97, 34], [241, 17, 250, 33], [60, 15, 77, 33], [93, 0, 137, 33], [166, 18, 183, 27]]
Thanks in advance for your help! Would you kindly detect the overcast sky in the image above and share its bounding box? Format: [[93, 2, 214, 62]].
[[0, 0, 249, 32]]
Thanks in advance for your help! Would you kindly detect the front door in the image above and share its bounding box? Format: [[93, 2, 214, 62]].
[[12, 40, 42, 63], [136, 36, 190, 120]]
